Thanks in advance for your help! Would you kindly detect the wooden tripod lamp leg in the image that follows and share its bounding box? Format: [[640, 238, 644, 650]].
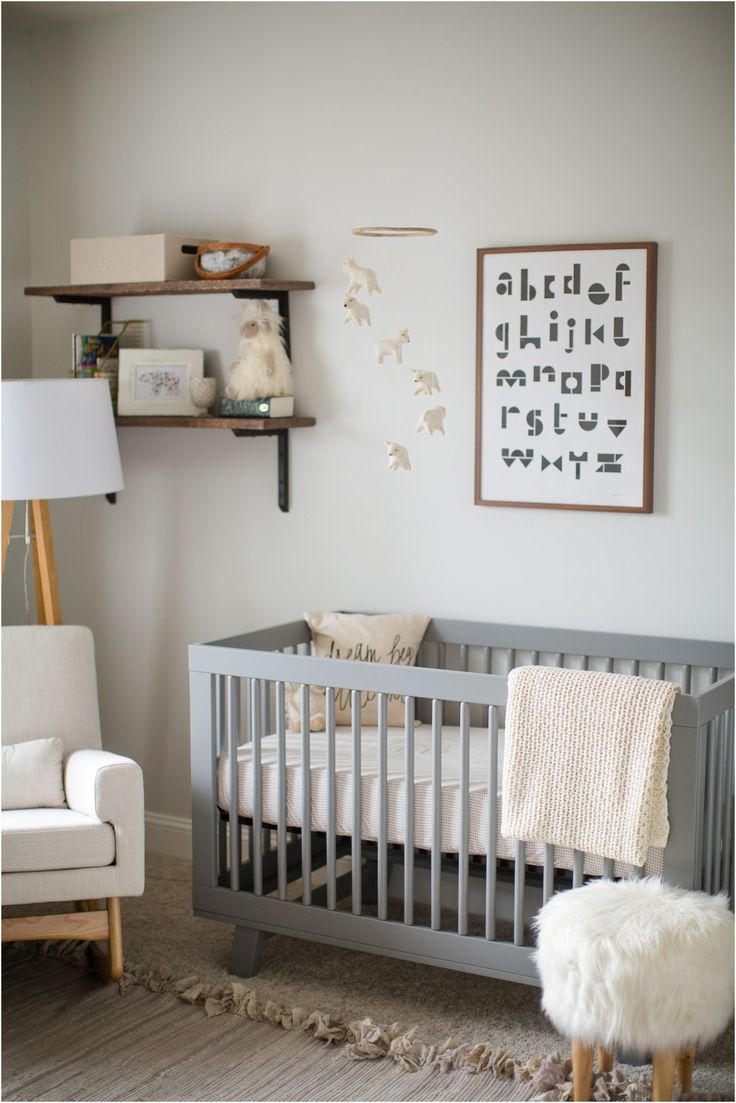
[[29, 500, 62, 625]]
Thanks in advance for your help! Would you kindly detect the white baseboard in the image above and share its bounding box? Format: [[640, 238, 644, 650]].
[[145, 811, 192, 861]]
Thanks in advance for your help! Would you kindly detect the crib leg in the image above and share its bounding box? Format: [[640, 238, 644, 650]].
[[229, 926, 265, 977]]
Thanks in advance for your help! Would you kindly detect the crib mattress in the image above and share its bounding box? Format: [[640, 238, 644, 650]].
[[217, 726, 663, 878]]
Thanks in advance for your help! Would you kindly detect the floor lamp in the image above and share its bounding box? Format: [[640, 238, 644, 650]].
[[2, 379, 124, 625]]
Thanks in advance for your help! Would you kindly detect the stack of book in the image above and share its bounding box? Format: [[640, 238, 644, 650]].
[[217, 396, 294, 418], [71, 323, 149, 413], [72, 333, 119, 410]]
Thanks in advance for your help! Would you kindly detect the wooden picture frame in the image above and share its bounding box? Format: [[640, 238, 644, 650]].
[[117, 348, 204, 416], [475, 242, 657, 512]]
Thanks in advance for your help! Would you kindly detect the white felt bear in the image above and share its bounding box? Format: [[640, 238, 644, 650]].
[[375, 329, 410, 364], [416, 405, 446, 436], [385, 441, 411, 471], [343, 296, 371, 327], [413, 369, 441, 396], [342, 258, 382, 296], [225, 300, 294, 400]]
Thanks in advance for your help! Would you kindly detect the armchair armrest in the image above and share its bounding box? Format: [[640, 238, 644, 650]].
[[64, 749, 145, 896], [65, 749, 142, 821]]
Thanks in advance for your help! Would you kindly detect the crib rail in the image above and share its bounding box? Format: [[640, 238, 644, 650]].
[[190, 618, 734, 987]]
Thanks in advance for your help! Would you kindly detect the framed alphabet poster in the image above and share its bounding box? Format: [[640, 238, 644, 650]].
[[475, 242, 657, 512]]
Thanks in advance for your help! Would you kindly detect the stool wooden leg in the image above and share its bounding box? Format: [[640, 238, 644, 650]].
[[571, 1040, 594, 1102], [676, 1046, 696, 1094], [652, 1050, 676, 1102], [597, 1045, 614, 1073]]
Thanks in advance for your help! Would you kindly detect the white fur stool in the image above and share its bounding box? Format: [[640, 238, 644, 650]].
[[533, 878, 734, 1101]]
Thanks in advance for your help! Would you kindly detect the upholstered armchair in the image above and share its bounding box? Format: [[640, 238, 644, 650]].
[[1, 626, 144, 980]]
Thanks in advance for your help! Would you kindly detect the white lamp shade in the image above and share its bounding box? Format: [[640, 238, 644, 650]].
[[2, 379, 124, 501]]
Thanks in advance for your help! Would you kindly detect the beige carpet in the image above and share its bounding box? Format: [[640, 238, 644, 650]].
[[3, 854, 733, 1101]]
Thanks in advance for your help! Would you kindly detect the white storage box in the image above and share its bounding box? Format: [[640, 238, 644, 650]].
[[70, 234, 212, 285]]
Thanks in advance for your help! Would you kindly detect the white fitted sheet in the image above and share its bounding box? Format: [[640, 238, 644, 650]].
[[217, 726, 663, 878]]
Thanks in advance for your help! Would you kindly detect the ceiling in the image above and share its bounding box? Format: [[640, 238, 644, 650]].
[[2, 2, 180, 30]]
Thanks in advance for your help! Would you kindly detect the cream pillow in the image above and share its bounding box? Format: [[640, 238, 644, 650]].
[[287, 611, 430, 732], [1, 737, 66, 810]]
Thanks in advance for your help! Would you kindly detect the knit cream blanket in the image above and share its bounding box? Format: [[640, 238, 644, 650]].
[[501, 666, 679, 868]]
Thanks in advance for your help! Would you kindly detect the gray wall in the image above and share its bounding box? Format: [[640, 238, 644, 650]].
[[3, 2, 733, 833]]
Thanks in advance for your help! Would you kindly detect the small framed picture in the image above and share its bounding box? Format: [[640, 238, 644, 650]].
[[117, 349, 204, 416]]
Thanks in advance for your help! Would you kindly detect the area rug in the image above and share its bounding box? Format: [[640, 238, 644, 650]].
[[10, 854, 734, 1101]]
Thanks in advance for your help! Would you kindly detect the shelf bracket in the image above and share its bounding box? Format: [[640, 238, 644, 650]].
[[53, 295, 112, 328], [231, 427, 290, 512]]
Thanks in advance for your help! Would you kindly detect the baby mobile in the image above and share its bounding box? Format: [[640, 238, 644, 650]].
[[341, 226, 443, 472]]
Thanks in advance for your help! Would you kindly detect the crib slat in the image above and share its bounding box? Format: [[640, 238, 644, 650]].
[[216, 675, 227, 879], [507, 649, 516, 673], [572, 849, 584, 888], [704, 721, 717, 894], [404, 695, 415, 926], [227, 676, 241, 891], [431, 698, 443, 931], [603, 857, 615, 880], [531, 651, 540, 666], [682, 665, 692, 694], [301, 683, 312, 905], [721, 710, 734, 898], [605, 657, 614, 673], [630, 660, 639, 676], [458, 702, 470, 936], [484, 647, 492, 675], [485, 705, 499, 940], [261, 677, 270, 744], [251, 679, 263, 895], [656, 662, 665, 680], [217, 674, 226, 754], [543, 844, 554, 903], [553, 653, 563, 668], [326, 687, 337, 910], [514, 839, 526, 946], [276, 682, 287, 901], [459, 644, 469, 672], [377, 693, 388, 921], [712, 711, 726, 894], [581, 655, 589, 671], [438, 642, 447, 674], [351, 690, 362, 916]]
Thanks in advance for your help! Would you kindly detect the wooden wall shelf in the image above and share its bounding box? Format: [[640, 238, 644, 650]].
[[24, 278, 315, 329], [115, 415, 315, 431], [25, 277, 315, 300], [25, 278, 317, 512], [115, 416, 316, 512]]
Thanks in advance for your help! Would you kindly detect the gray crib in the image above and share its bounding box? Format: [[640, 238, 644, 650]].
[[189, 618, 734, 985]]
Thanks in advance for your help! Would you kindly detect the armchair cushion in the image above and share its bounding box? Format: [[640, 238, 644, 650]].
[[1, 808, 115, 872], [2, 738, 66, 810]]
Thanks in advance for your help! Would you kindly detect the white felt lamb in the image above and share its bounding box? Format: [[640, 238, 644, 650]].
[[343, 296, 371, 327], [342, 258, 382, 296], [413, 369, 441, 396], [385, 441, 411, 471], [375, 329, 410, 365], [225, 300, 294, 400], [416, 405, 446, 436]]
